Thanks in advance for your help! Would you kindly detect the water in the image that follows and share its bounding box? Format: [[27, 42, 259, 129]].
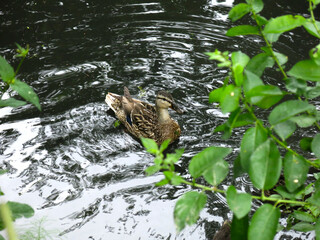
[[0, 1, 318, 239]]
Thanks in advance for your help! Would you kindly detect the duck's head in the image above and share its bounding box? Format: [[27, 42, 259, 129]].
[[156, 91, 183, 114]]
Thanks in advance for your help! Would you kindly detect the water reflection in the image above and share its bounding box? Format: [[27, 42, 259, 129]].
[[0, 0, 316, 239]]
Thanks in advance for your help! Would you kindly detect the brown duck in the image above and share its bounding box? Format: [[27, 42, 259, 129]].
[[105, 87, 183, 145]]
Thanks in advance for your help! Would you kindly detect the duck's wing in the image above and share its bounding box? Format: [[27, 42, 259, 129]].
[[128, 100, 158, 139]]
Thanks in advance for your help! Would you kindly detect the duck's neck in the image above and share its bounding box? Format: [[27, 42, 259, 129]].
[[157, 107, 170, 123]]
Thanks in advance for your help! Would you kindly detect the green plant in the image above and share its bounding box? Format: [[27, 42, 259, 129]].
[[142, 0, 320, 239], [0, 45, 40, 239], [18, 217, 64, 240], [0, 44, 41, 110], [0, 171, 35, 240]]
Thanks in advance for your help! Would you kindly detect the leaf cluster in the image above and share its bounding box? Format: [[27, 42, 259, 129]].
[[0, 201, 35, 240], [143, 0, 320, 239], [0, 44, 41, 110], [0, 45, 39, 239]]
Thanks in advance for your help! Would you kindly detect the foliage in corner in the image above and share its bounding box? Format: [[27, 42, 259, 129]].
[[143, 0, 320, 239], [0, 45, 39, 239], [0, 44, 41, 110]]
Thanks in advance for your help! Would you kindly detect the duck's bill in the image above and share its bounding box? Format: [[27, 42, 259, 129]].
[[171, 102, 183, 114]]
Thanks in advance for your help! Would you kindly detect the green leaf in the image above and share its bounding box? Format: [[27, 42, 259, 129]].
[[307, 179, 320, 207], [209, 87, 224, 104], [293, 210, 316, 223], [268, 100, 315, 125], [309, 206, 320, 219], [243, 70, 264, 94], [0, 56, 15, 83], [203, 158, 229, 186], [163, 171, 183, 186], [285, 78, 307, 95], [226, 185, 252, 219], [232, 112, 255, 128], [231, 51, 250, 68], [316, 218, 320, 240], [246, 85, 283, 109], [228, 3, 251, 22], [15, 44, 29, 58], [249, 139, 282, 190], [141, 138, 158, 154], [290, 115, 316, 128], [7, 201, 34, 220], [248, 0, 264, 13], [240, 124, 268, 172], [284, 152, 309, 192], [220, 84, 241, 114], [232, 51, 250, 86], [273, 52, 288, 65], [231, 214, 249, 240], [205, 50, 227, 62], [113, 119, 121, 128], [189, 146, 231, 179], [214, 123, 232, 139], [273, 120, 296, 141], [317, 110, 320, 121], [0, 98, 27, 108], [214, 110, 255, 140], [313, 0, 320, 5], [275, 185, 303, 200], [300, 137, 313, 152], [159, 139, 171, 153], [264, 15, 306, 34], [291, 222, 315, 232], [174, 191, 207, 232], [265, 33, 281, 43], [10, 79, 41, 110], [164, 148, 184, 165], [310, 44, 320, 66], [288, 60, 320, 81], [254, 14, 268, 26], [226, 25, 260, 36], [233, 155, 245, 179], [145, 165, 161, 176], [0, 234, 4, 240], [306, 86, 320, 99], [246, 53, 274, 77], [312, 134, 320, 159], [155, 178, 169, 186], [248, 204, 280, 240], [303, 21, 320, 38]]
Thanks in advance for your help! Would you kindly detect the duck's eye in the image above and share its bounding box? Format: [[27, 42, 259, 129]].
[[158, 97, 171, 104]]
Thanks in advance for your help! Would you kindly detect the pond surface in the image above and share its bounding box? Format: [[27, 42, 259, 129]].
[[0, 0, 319, 239]]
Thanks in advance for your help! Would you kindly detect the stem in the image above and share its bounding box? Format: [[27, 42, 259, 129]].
[[251, 11, 288, 79], [0, 203, 18, 240], [309, 0, 320, 37], [252, 3, 320, 132], [181, 179, 225, 193], [14, 56, 26, 76], [180, 179, 306, 205]]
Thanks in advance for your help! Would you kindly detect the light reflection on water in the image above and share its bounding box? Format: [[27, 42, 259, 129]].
[[0, 0, 317, 239]]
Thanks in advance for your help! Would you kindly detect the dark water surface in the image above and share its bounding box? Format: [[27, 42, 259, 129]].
[[0, 0, 318, 239]]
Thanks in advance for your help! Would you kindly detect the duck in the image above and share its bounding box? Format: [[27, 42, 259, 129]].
[[213, 220, 231, 240], [105, 87, 183, 145]]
